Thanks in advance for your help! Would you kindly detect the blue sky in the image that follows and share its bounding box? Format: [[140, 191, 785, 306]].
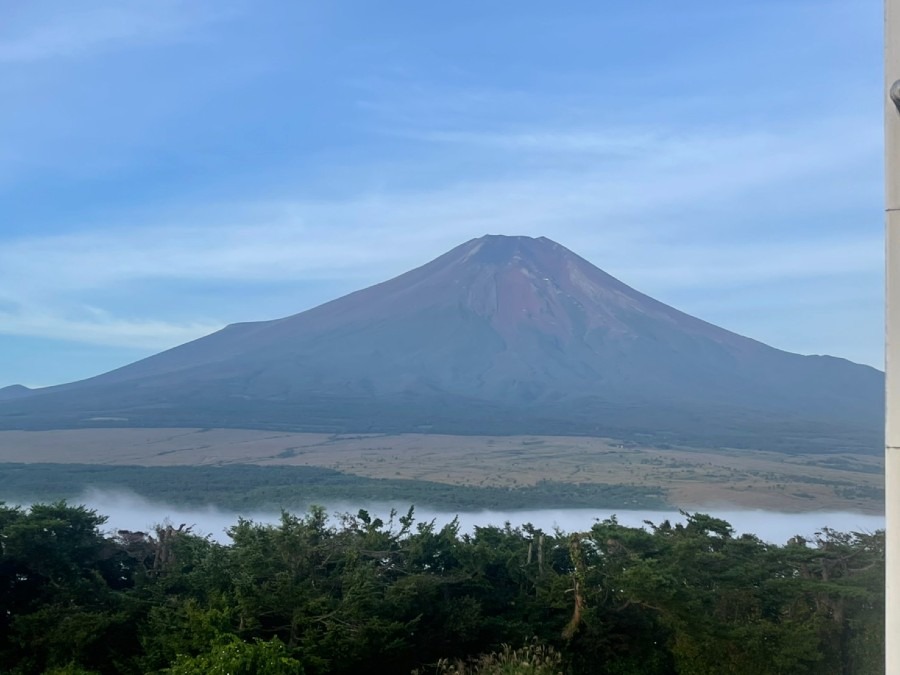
[[0, 0, 884, 387]]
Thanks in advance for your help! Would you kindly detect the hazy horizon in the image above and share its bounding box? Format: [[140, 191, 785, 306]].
[[12, 488, 884, 547]]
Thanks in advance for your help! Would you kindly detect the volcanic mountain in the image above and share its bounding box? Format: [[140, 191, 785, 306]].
[[0, 235, 883, 453]]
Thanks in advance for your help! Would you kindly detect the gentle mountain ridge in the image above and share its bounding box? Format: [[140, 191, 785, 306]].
[[0, 385, 32, 401]]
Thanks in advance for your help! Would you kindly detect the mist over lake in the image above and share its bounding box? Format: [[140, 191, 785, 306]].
[[58, 489, 885, 545]]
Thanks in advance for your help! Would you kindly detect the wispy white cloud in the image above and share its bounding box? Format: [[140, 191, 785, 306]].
[[615, 236, 882, 291], [0, 73, 881, 359], [0, 303, 222, 350], [404, 129, 657, 154], [0, 186, 877, 301], [0, 1, 235, 64], [1, 114, 879, 287], [402, 115, 879, 189]]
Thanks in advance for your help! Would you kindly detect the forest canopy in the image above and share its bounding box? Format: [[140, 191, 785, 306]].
[[0, 502, 884, 674]]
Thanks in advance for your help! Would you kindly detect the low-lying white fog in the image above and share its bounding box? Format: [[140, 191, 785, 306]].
[[34, 489, 884, 545]]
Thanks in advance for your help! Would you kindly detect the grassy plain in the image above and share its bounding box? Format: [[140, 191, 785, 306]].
[[0, 428, 883, 513]]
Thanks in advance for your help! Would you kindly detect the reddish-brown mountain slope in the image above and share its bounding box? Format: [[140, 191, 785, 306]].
[[0, 235, 883, 453]]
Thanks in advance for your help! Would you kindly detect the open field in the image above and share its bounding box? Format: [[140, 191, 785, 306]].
[[0, 428, 884, 513]]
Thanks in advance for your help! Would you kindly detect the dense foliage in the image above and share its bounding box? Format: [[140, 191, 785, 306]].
[[0, 502, 883, 674]]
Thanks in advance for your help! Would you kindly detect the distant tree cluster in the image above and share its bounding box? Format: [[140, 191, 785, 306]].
[[0, 502, 883, 674]]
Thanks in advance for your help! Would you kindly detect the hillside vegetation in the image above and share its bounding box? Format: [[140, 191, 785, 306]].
[[0, 502, 883, 674]]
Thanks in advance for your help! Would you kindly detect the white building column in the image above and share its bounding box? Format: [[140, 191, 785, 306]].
[[886, 1, 900, 672]]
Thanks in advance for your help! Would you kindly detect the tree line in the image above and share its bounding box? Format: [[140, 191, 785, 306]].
[[0, 502, 884, 674]]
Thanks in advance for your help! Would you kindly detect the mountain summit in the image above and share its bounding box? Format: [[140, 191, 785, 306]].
[[0, 235, 883, 453]]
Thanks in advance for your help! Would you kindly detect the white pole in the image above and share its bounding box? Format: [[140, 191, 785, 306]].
[[887, 0, 900, 671]]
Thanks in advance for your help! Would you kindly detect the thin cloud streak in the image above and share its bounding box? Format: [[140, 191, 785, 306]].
[[618, 237, 882, 290], [0, 305, 222, 350], [0, 1, 235, 64], [1, 214, 879, 293], [0, 112, 881, 356], [1, 116, 879, 289]]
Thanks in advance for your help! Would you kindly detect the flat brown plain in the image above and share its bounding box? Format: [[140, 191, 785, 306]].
[[0, 428, 884, 513]]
